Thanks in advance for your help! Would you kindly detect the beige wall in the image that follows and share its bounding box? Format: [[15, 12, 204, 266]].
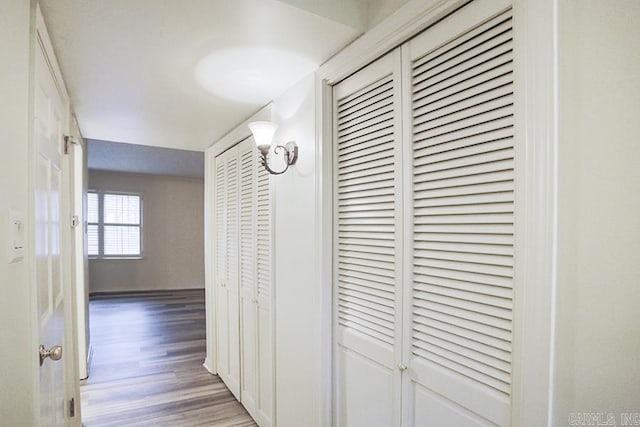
[[0, 0, 37, 425], [554, 0, 640, 422], [89, 170, 205, 293]]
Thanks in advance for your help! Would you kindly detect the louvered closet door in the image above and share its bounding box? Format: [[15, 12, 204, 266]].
[[404, 1, 514, 425], [215, 146, 241, 399], [255, 152, 273, 426], [239, 137, 259, 417], [334, 49, 404, 427]]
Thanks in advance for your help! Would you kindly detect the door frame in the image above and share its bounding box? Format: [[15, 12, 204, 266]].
[[315, 0, 559, 425], [29, 5, 82, 426], [68, 118, 90, 382]]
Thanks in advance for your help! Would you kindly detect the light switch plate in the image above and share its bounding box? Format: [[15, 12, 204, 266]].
[[8, 209, 25, 263]]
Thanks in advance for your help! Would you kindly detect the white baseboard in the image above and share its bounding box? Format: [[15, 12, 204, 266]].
[[203, 357, 216, 375]]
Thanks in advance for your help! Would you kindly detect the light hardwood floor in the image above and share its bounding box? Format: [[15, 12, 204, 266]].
[[80, 290, 256, 427]]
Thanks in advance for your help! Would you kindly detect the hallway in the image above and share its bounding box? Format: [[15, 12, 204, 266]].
[[80, 290, 255, 426]]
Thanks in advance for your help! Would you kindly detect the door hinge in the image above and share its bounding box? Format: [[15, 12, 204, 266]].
[[71, 215, 80, 228], [68, 397, 75, 418], [63, 135, 81, 155]]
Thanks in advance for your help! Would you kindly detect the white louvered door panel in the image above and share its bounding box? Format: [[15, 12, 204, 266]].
[[214, 152, 227, 380], [256, 151, 273, 426], [404, 1, 514, 425], [239, 137, 259, 417], [334, 49, 404, 427], [215, 145, 241, 399]]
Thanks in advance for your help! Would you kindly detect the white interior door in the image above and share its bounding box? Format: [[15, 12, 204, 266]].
[[215, 146, 241, 398], [333, 49, 404, 427], [239, 137, 259, 416], [34, 12, 71, 426], [218, 137, 274, 427], [404, 1, 514, 425], [238, 136, 274, 427], [255, 151, 273, 426]]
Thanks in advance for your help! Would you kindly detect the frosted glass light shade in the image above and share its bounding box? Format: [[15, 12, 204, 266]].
[[248, 121, 278, 148]]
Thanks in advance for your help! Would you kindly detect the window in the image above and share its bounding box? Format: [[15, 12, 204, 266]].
[[87, 191, 143, 258]]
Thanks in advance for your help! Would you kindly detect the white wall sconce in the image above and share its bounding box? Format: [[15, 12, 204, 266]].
[[248, 121, 298, 175]]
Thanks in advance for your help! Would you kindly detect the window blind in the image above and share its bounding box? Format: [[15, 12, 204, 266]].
[[87, 192, 99, 256], [89, 192, 142, 257]]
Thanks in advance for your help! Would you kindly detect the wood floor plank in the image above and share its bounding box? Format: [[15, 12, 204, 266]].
[[81, 290, 256, 427]]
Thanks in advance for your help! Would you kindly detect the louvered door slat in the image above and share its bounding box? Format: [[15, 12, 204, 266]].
[[409, 7, 514, 425], [215, 161, 226, 287], [338, 77, 393, 113], [339, 103, 394, 131], [413, 273, 513, 300], [240, 147, 255, 292], [412, 10, 513, 74], [257, 164, 271, 299], [413, 305, 511, 342], [414, 322, 510, 362], [338, 140, 394, 163], [226, 157, 238, 283], [414, 82, 513, 124], [414, 93, 513, 132], [414, 315, 511, 352], [338, 288, 396, 310], [413, 62, 512, 110], [414, 283, 512, 310], [414, 169, 514, 191], [412, 342, 510, 393], [415, 248, 512, 266], [338, 90, 394, 122], [413, 45, 513, 96], [337, 127, 395, 154], [414, 104, 513, 141]]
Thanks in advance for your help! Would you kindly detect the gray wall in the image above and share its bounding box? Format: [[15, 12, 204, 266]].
[[89, 170, 205, 292]]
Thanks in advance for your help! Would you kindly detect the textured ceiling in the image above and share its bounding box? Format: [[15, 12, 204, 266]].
[[39, 0, 362, 152], [87, 139, 204, 178]]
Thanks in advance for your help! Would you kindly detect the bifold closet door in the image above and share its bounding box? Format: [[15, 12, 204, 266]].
[[216, 139, 273, 427], [214, 146, 241, 399], [255, 154, 273, 426], [333, 49, 404, 427], [239, 137, 259, 416], [404, 0, 514, 425], [238, 137, 274, 427]]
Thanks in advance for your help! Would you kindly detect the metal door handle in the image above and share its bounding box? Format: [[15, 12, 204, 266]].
[[39, 344, 63, 366]]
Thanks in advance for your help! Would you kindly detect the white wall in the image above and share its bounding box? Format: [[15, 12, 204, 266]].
[[270, 75, 322, 427], [554, 0, 640, 422], [0, 0, 37, 425], [88, 170, 205, 293], [366, 0, 411, 28], [207, 2, 640, 426]]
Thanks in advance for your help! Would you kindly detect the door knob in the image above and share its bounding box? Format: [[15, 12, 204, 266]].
[[398, 363, 407, 372], [39, 344, 63, 366]]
